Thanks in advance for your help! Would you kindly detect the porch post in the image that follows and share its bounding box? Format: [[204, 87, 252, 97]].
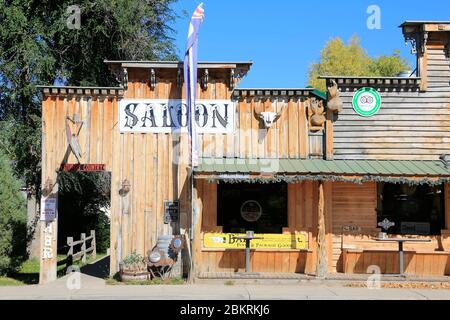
[[38, 177, 59, 284], [316, 180, 327, 278]]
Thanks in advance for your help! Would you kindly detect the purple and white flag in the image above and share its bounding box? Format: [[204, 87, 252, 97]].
[[184, 3, 205, 168]]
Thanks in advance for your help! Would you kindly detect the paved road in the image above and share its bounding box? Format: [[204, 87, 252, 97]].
[[1, 273, 450, 300]]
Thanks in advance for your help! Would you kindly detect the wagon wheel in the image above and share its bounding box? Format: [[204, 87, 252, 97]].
[[148, 267, 157, 280], [157, 267, 167, 281]]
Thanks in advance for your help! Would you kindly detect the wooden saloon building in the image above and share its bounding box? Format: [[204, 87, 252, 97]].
[[38, 21, 450, 283]]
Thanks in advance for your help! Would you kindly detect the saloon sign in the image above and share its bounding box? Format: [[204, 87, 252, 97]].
[[119, 99, 235, 133]]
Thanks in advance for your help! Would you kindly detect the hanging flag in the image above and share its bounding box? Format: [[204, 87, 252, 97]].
[[184, 3, 205, 168]]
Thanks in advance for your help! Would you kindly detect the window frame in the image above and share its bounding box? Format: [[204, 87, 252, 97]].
[[216, 182, 288, 234], [376, 182, 445, 236]]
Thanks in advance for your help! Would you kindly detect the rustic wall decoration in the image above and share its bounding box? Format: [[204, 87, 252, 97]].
[[309, 98, 326, 131], [327, 80, 343, 113], [253, 100, 285, 129]]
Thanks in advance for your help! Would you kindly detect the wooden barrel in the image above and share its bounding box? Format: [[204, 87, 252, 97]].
[[120, 271, 150, 282]]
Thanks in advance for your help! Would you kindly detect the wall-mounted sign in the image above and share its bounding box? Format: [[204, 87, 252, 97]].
[[40, 196, 57, 221], [203, 233, 307, 250], [119, 99, 235, 133], [59, 164, 106, 172], [400, 222, 430, 235], [352, 87, 381, 117], [342, 225, 362, 233], [164, 200, 180, 224], [240, 200, 262, 222], [42, 224, 54, 259]]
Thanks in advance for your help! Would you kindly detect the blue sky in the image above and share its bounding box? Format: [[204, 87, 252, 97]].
[[170, 0, 450, 88]]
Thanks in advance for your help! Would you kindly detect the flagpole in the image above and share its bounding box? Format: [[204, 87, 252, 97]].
[[188, 46, 195, 283], [184, 1, 204, 284]]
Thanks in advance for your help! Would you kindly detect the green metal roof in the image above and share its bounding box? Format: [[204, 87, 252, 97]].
[[195, 158, 450, 185], [306, 85, 327, 100]]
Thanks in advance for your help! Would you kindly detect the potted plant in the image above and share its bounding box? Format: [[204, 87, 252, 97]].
[[119, 252, 149, 282]]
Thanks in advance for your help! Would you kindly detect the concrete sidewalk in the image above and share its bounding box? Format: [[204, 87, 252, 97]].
[[1, 273, 450, 300]]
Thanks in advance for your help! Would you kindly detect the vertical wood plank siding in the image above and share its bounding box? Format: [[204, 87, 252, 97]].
[[42, 69, 319, 276], [201, 96, 311, 159]]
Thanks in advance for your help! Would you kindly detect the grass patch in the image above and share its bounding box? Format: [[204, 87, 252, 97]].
[[0, 277, 25, 286], [224, 280, 235, 286], [3, 256, 68, 285], [106, 275, 185, 286]]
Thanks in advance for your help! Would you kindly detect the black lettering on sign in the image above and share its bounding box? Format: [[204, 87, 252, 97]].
[[162, 105, 174, 128], [141, 104, 157, 128], [196, 104, 208, 128], [124, 103, 139, 129], [211, 103, 229, 128], [176, 103, 188, 127]]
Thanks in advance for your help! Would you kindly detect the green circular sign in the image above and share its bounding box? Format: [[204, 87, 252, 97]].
[[352, 87, 381, 117]]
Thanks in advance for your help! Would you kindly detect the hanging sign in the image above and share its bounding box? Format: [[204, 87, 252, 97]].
[[352, 87, 381, 117], [60, 164, 106, 172], [203, 233, 307, 250], [40, 196, 57, 221], [119, 99, 235, 133]]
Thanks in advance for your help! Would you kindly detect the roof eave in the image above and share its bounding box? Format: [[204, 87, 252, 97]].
[[104, 60, 253, 70]]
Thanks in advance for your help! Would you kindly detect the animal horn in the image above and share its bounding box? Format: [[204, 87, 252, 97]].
[[253, 101, 263, 120]]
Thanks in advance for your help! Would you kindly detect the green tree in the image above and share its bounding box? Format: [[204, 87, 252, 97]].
[[0, 0, 179, 195], [308, 35, 410, 92], [0, 150, 27, 275], [58, 172, 111, 253], [0, 0, 179, 260]]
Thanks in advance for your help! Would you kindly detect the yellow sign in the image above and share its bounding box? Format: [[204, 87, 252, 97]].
[[203, 233, 308, 250]]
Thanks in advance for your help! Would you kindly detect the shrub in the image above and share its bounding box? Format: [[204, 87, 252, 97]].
[[120, 252, 147, 273], [57, 172, 111, 253]]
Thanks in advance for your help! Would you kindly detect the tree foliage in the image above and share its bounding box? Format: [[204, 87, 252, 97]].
[[0, 0, 179, 260], [0, 0, 178, 195], [308, 35, 410, 92], [0, 150, 27, 274], [58, 172, 111, 253]]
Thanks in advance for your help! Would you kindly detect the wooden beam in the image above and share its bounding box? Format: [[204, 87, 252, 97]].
[[419, 45, 429, 91], [315, 181, 327, 277], [445, 183, 450, 230], [325, 109, 334, 160], [190, 179, 203, 282], [38, 183, 58, 284], [324, 181, 334, 273]]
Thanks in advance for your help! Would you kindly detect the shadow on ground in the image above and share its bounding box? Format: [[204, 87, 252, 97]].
[[80, 255, 110, 279]]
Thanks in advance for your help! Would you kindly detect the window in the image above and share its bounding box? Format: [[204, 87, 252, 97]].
[[377, 183, 445, 235], [217, 183, 288, 234]]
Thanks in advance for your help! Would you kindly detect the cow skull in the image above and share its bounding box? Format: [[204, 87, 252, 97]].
[[254, 105, 285, 129]]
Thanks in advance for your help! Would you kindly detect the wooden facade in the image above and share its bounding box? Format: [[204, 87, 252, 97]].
[[193, 180, 323, 274], [38, 21, 450, 283], [328, 26, 450, 161]]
